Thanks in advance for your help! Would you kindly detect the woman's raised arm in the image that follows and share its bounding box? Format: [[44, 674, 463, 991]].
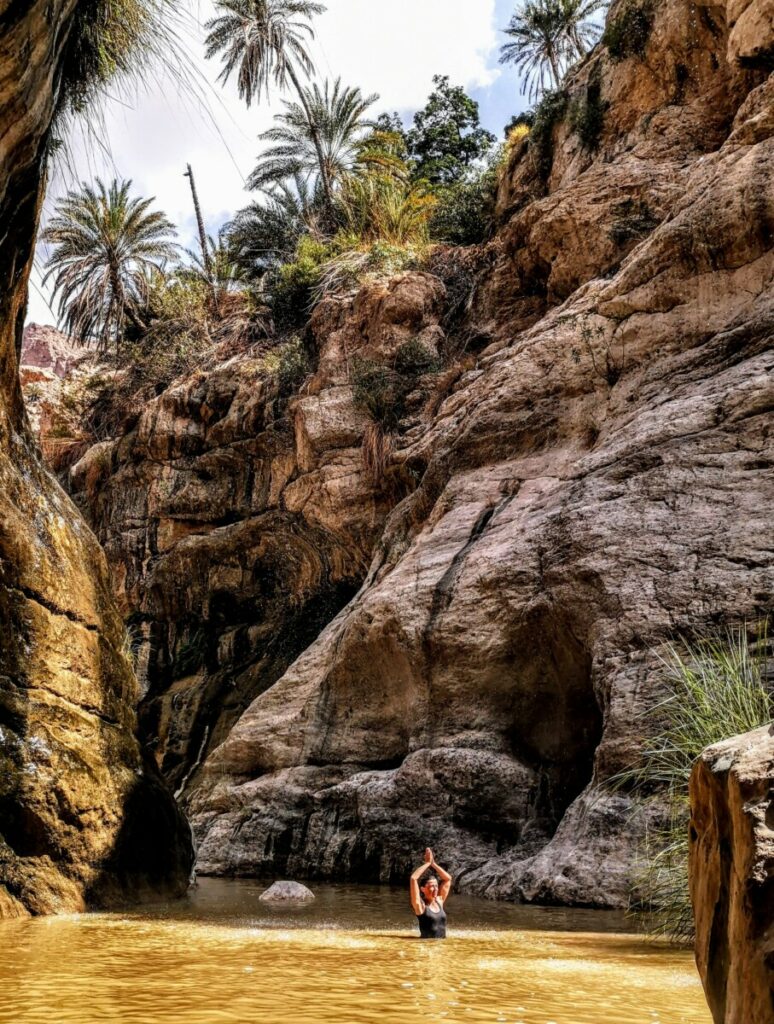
[[431, 856, 452, 903], [409, 848, 433, 914]]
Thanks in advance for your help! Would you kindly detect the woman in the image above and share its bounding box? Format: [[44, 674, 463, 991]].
[[409, 847, 452, 939]]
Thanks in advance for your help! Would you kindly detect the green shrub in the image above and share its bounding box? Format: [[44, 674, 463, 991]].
[[275, 336, 311, 396], [352, 359, 406, 430], [603, 1, 654, 61], [529, 90, 568, 181], [174, 627, 208, 677], [569, 74, 608, 152], [619, 623, 772, 943], [395, 338, 441, 377], [269, 235, 333, 331], [429, 166, 499, 246]]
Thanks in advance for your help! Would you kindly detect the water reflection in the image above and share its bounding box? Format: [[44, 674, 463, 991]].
[[0, 879, 710, 1024]]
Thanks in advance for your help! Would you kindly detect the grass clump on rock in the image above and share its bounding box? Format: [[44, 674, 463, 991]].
[[621, 623, 772, 943], [529, 90, 568, 181], [569, 72, 608, 152]]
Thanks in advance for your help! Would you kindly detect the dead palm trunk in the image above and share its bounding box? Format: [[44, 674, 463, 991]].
[[184, 164, 218, 312]]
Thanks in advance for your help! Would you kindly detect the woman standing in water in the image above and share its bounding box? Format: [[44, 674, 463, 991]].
[[410, 847, 452, 939]]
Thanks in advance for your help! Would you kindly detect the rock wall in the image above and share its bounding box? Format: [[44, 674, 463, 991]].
[[0, 0, 192, 916], [63, 0, 774, 906], [690, 726, 774, 1024]]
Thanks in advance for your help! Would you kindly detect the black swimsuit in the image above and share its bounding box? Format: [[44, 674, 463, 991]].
[[416, 900, 447, 939]]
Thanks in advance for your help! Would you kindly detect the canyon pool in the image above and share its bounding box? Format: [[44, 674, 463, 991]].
[[0, 879, 710, 1024]]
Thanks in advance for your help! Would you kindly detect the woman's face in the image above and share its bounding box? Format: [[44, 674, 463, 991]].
[[422, 880, 439, 901]]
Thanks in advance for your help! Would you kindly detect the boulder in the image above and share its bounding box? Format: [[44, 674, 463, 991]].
[[259, 881, 315, 902]]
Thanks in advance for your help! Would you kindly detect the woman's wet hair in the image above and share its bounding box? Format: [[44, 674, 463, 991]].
[[421, 873, 439, 890]]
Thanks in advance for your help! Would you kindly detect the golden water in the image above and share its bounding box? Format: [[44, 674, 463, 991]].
[[0, 880, 710, 1024]]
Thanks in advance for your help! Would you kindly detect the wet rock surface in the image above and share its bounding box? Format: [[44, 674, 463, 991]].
[[690, 725, 774, 1024], [0, 0, 192, 916]]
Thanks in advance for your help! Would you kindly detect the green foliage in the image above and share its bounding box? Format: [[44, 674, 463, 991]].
[[429, 164, 499, 246], [568, 73, 608, 151], [57, 0, 183, 119], [620, 624, 772, 943], [274, 336, 311, 395], [42, 178, 178, 351], [529, 89, 568, 180], [395, 338, 442, 377], [500, 0, 607, 102], [352, 340, 441, 430], [174, 628, 208, 677], [405, 76, 496, 185], [248, 77, 377, 194], [267, 234, 335, 329], [603, 1, 654, 61], [352, 359, 406, 430]]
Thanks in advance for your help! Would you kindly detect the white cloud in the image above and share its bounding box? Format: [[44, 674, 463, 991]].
[[27, 0, 502, 325]]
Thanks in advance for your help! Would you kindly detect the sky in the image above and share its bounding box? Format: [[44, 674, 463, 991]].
[[27, 0, 526, 325]]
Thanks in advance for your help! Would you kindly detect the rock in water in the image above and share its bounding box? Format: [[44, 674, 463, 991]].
[[690, 726, 774, 1024], [259, 881, 315, 902]]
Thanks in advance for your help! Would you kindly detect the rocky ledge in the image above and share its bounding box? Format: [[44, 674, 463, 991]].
[[690, 726, 774, 1024]]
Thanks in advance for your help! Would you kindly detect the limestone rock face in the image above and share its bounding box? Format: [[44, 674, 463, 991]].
[[21, 324, 88, 378], [63, 274, 444, 796], [185, 1, 773, 904], [690, 726, 774, 1024], [0, 0, 192, 915], [259, 880, 315, 902], [51, 0, 774, 909]]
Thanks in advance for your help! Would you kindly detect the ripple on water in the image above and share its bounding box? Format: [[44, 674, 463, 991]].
[[0, 880, 711, 1024]]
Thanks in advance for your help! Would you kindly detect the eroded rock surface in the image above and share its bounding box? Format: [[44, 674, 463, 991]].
[[52, 0, 774, 908], [0, 0, 192, 916], [690, 726, 774, 1024]]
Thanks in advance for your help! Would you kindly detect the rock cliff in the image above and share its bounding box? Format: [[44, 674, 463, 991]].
[[690, 726, 774, 1024], [0, 0, 192, 916], [57, 0, 774, 906]]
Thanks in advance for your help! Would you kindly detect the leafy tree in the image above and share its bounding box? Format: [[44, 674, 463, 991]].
[[204, 0, 335, 214], [500, 0, 606, 101], [405, 75, 495, 185], [42, 178, 177, 351], [248, 78, 377, 194]]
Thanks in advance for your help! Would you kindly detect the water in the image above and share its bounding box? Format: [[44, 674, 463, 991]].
[[0, 879, 710, 1024]]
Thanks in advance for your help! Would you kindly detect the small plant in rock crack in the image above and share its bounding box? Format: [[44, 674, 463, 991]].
[[609, 198, 660, 246], [569, 71, 608, 152], [572, 316, 625, 387]]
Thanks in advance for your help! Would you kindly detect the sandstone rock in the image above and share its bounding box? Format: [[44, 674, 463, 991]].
[[21, 324, 88, 378], [259, 880, 315, 902], [45, 0, 774, 912], [186, 2, 774, 906], [690, 725, 774, 1024], [0, 0, 193, 916]]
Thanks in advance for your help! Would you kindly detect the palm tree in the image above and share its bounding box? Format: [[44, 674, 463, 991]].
[[42, 178, 177, 351], [500, 0, 606, 101], [204, 0, 334, 213], [247, 78, 377, 195], [226, 176, 320, 276]]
